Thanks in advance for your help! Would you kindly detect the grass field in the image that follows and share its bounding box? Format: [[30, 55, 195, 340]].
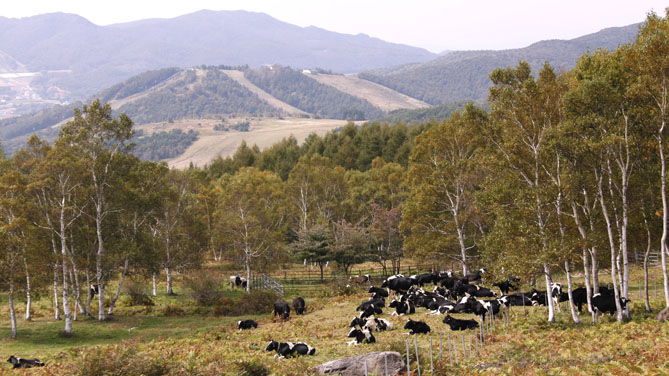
[[0, 265, 668, 375]]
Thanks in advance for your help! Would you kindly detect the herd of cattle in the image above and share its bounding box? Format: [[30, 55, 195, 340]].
[[239, 269, 632, 359]]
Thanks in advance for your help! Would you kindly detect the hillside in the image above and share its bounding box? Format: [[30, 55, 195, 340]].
[[0, 10, 436, 105], [359, 24, 641, 104]]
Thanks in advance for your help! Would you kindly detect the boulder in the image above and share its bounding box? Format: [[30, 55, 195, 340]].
[[657, 306, 669, 322], [314, 351, 404, 376]]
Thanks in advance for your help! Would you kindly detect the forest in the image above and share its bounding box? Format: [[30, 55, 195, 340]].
[[2, 11, 669, 344]]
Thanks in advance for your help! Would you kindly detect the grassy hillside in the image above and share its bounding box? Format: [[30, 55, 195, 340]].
[[1, 264, 666, 375], [360, 24, 640, 104]]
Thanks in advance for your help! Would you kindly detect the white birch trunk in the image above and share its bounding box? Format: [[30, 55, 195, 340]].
[[23, 257, 31, 321], [152, 273, 157, 296], [543, 264, 555, 322], [9, 278, 17, 339], [565, 260, 580, 323]]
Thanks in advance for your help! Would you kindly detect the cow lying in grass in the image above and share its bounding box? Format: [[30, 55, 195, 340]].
[[265, 340, 315, 358], [237, 319, 258, 330], [7, 356, 45, 369], [442, 315, 479, 331], [404, 319, 430, 335], [389, 298, 415, 316], [349, 316, 393, 332], [347, 328, 376, 345]]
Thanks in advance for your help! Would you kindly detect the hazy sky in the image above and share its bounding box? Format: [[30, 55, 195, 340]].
[[3, 1, 667, 52]]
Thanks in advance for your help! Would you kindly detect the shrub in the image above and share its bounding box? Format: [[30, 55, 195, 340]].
[[162, 304, 186, 317], [73, 344, 169, 376], [184, 272, 223, 306], [213, 290, 280, 316], [232, 359, 271, 376], [122, 279, 155, 306]]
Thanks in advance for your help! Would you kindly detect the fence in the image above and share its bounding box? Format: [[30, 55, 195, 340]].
[[634, 251, 661, 266], [249, 273, 285, 296]]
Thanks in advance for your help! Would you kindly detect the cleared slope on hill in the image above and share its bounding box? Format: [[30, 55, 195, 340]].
[[305, 72, 429, 112], [221, 70, 307, 116]]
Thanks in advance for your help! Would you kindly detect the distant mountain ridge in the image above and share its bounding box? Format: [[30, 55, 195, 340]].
[[359, 23, 641, 104], [0, 10, 436, 101]]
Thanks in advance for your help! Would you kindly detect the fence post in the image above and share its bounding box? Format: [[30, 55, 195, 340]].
[[429, 337, 434, 374], [439, 329, 443, 359], [461, 334, 466, 359], [406, 340, 411, 376], [468, 335, 472, 358], [451, 332, 456, 360], [414, 336, 421, 376]]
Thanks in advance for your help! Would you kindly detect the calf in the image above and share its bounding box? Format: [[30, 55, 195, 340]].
[[368, 286, 389, 298], [347, 328, 376, 345], [442, 315, 479, 331], [293, 297, 306, 315], [273, 301, 291, 320], [404, 319, 430, 335], [237, 319, 258, 330], [7, 356, 45, 369], [389, 298, 415, 316], [591, 294, 630, 316]]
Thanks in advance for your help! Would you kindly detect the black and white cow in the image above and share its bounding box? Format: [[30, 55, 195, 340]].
[[366, 318, 393, 332], [7, 356, 45, 369], [493, 277, 520, 295], [229, 275, 248, 289], [591, 294, 631, 316], [568, 286, 612, 313], [265, 340, 315, 358], [415, 272, 440, 287], [359, 305, 381, 319], [347, 328, 376, 345], [381, 276, 415, 294], [357, 299, 385, 311], [237, 319, 258, 330], [368, 286, 389, 298], [502, 292, 535, 306], [442, 315, 479, 331], [465, 269, 486, 283], [404, 319, 431, 335], [349, 274, 371, 285], [273, 301, 291, 320], [90, 284, 99, 297], [293, 297, 306, 315], [389, 298, 415, 316], [451, 296, 488, 316]]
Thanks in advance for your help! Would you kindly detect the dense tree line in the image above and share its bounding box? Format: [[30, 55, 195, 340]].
[[244, 65, 384, 120], [132, 129, 199, 161], [3, 11, 669, 340]]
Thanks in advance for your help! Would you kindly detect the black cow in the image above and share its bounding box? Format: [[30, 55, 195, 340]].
[[493, 278, 520, 295], [442, 315, 479, 330], [451, 296, 488, 316], [357, 299, 385, 311], [347, 328, 376, 345], [465, 268, 486, 283], [293, 297, 306, 315], [389, 298, 415, 316], [7, 356, 45, 369], [237, 319, 258, 330], [404, 319, 431, 335], [591, 294, 631, 315], [415, 272, 439, 287], [273, 301, 291, 320], [368, 286, 389, 297], [569, 286, 612, 313]]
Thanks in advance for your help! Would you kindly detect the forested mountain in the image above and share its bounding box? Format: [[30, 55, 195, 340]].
[[0, 10, 435, 101], [371, 102, 470, 125], [359, 24, 640, 104]]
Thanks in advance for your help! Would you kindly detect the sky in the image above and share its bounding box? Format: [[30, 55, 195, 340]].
[[3, 1, 668, 53]]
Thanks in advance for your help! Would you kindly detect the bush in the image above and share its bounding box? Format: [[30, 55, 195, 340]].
[[213, 290, 280, 316], [162, 304, 186, 317], [232, 359, 271, 376], [184, 272, 223, 306], [73, 344, 169, 376], [122, 279, 155, 306]]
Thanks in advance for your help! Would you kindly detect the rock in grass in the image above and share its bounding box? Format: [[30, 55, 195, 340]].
[[657, 306, 669, 322], [313, 351, 404, 376]]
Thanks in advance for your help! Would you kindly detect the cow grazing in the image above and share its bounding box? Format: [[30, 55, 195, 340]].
[[503, 292, 535, 306], [368, 286, 389, 297], [7, 356, 45, 369], [382, 276, 415, 294], [237, 319, 258, 330], [443, 315, 479, 331], [229, 275, 247, 289], [347, 328, 376, 345], [349, 274, 371, 285], [415, 272, 439, 287], [404, 319, 431, 335], [389, 298, 415, 316], [569, 286, 612, 313], [273, 301, 291, 320], [591, 294, 631, 316], [293, 297, 306, 315]]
